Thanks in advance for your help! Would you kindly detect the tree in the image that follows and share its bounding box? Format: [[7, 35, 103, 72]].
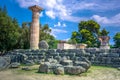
[[19, 22, 30, 49], [100, 28, 109, 36], [0, 6, 21, 52], [68, 38, 77, 44], [40, 24, 58, 49], [0, 6, 58, 52], [71, 20, 100, 47], [113, 32, 120, 48]]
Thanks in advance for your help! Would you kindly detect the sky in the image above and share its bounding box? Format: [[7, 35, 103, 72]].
[[0, 0, 120, 45]]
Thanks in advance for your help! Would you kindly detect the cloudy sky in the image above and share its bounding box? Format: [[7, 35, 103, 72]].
[[0, 0, 120, 44]]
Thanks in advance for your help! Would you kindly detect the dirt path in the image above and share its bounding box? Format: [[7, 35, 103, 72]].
[[0, 66, 120, 80]]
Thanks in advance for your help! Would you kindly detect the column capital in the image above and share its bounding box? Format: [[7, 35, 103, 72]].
[[29, 5, 43, 12]]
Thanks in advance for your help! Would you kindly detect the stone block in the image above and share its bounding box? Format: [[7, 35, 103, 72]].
[[22, 67, 31, 71], [64, 66, 86, 75], [73, 61, 90, 70], [54, 67, 64, 75], [0, 57, 10, 71], [60, 60, 73, 66], [10, 62, 20, 68], [24, 60, 35, 66]]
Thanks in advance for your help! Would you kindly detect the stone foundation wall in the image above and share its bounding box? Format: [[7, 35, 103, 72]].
[[5, 48, 120, 67]]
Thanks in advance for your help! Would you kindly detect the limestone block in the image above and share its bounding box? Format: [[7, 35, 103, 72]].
[[54, 67, 64, 75], [64, 66, 86, 75], [39, 40, 49, 49], [60, 60, 73, 66], [10, 62, 20, 68], [0, 57, 10, 71]]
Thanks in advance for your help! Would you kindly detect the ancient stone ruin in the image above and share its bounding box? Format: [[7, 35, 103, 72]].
[[29, 5, 43, 49], [98, 36, 110, 49], [1, 48, 119, 74], [0, 5, 120, 75], [39, 40, 49, 49]]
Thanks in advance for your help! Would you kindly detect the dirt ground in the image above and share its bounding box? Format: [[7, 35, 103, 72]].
[[0, 65, 120, 80]]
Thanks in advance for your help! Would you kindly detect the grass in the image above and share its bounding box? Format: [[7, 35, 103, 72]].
[[0, 65, 120, 80]]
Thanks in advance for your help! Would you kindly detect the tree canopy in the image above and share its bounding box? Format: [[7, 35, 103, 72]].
[[100, 28, 109, 36], [0, 6, 58, 52], [0, 6, 21, 52], [40, 24, 58, 49], [113, 32, 120, 48], [70, 20, 109, 47]]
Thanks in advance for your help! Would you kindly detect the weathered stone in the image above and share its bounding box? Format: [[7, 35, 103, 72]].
[[45, 58, 58, 64], [54, 56, 61, 62], [107, 53, 119, 57], [54, 67, 64, 75], [98, 36, 110, 49], [38, 62, 53, 73], [117, 67, 120, 70], [10, 62, 20, 68], [3, 48, 120, 72], [47, 49, 56, 54], [60, 60, 73, 66], [24, 60, 35, 66], [0, 57, 10, 71], [64, 66, 86, 75], [39, 40, 49, 49], [29, 5, 43, 49], [22, 67, 31, 71], [66, 53, 76, 59], [56, 49, 68, 54], [74, 61, 90, 70]]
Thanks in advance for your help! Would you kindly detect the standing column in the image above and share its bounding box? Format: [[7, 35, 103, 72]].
[[29, 5, 43, 49]]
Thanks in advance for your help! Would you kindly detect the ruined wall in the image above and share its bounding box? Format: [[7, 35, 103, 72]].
[[57, 43, 76, 49], [5, 48, 120, 67]]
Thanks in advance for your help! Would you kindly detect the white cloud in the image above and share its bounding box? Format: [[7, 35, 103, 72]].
[[54, 22, 61, 27], [91, 15, 109, 24], [51, 28, 67, 33], [62, 15, 88, 23], [66, 0, 120, 11], [91, 13, 120, 26], [16, 0, 85, 22], [67, 1, 97, 11], [63, 23, 66, 27], [54, 22, 67, 27], [16, 0, 39, 8], [46, 10, 56, 19], [40, 12, 43, 17], [50, 28, 67, 37], [16, 0, 120, 23], [111, 13, 120, 24]]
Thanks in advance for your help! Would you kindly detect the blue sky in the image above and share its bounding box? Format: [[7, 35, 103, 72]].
[[0, 0, 120, 45]]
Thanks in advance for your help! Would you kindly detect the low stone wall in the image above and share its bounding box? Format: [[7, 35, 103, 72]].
[[4, 48, 120, 67]]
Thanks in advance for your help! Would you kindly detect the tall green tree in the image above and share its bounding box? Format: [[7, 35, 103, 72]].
[[19, 22, 30, 49], [0, 6, 58, 52], [71, 20, 100, 47], [0, 6, 21, 52], [40, 24, 58, 49], [113, 32, 120, 48], [100, 28, 109, 36]]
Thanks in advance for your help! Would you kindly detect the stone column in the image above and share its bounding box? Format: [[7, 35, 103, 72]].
[[29, 5, 43, 49], [98, 36, 110, 49]]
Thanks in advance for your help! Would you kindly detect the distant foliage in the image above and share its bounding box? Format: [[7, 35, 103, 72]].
[[39, 24, 58, 49], [0, 6, 21, 52], [113, 32, 120, 48], [100, 28, 109, 36], [39, 40, 49, 49], [0, 6, 58, 53], [70, 20, 109, 47], [71, 20, 100, 47], [19, 22, 30, 49]]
